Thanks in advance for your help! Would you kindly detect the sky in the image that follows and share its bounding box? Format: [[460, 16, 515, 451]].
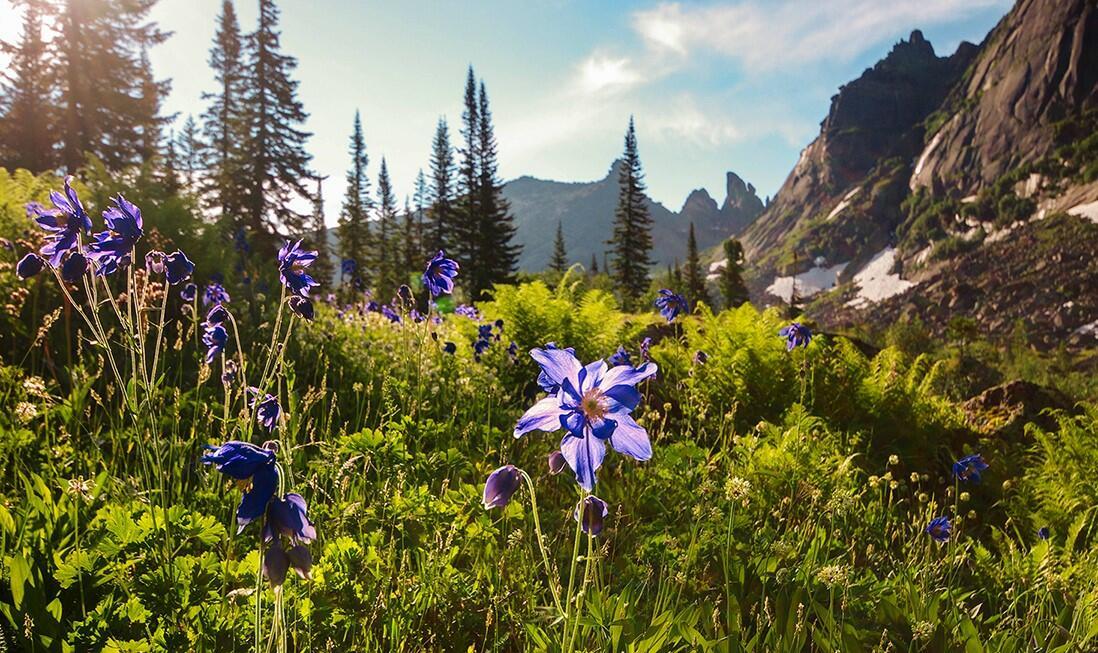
[[0, 0, 1011, 222]]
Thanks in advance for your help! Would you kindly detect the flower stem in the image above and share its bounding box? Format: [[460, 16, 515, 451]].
[[519, 471, 564, 617]]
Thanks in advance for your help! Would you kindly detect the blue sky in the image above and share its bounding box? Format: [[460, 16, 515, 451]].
[[1, 0, 1011, 220]]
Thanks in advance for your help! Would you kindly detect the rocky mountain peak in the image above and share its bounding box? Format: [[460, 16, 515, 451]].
[[682, 188, 717, 214], [723, 171, 764, 216]]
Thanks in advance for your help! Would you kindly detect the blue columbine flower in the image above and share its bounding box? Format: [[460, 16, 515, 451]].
[[381, 304, 401, 323], [952, 454, 989, 483], [926, 516, 951, 543], [655, 289, 688, 322], [341, 258, 357, 279], [289, 296, 314, 320], [263, 493, 317, 544], [423, 250, 459, 297], [204, 282, 230, 306], [202, 323, 228, 363], [164, 250, 194, 285], [248, 387, 281, 432], [1037, 526, 1050, 540], [575, 495, 609, 536], [483, 465, 523, 509], [779, 323, 812, 350], [87, 194, 143, 275], [206, 304, 229, 326], [145, 250, 165, 273], [548, 450, 567, 475], [60, 252, 88, 282], [181, 282, 197, 302], [537, 342, 576, 394], [514, 346, 658, 491], [478, 324, 493, 341], [28, 177, 92, 267], [277, 240, 319, 297], [607, 345, 632, 368], [443, 341, 456, 355], [201, 441, 279, 532], [639, 337, 652, 362], [455, 304, 480, 320], [16, 253, 44, 279], [694, 350, 708, 365]]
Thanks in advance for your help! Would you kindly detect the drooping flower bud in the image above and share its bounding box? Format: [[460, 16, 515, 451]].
[[483, 465, 522, 510]]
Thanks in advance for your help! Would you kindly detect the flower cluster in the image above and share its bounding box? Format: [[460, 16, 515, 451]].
[[655, 289, 687, 323]]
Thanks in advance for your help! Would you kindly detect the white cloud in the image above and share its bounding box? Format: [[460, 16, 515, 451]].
[[576, 52, 643, 95], [646, 94, 741, 146]]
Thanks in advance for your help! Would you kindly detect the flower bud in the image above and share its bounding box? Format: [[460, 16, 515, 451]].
[[548, 450, 567, 475], [483, 465, 523, 510], [574, 495, 609, 536]]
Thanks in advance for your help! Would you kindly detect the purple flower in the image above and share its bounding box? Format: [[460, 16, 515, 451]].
[[1037, 526, 1050, 540], [514, 346, 658, 491], [202, 441, 278, 532], [28, 176, 91, 267], [926, 516, 951, 543], [145, 250, 166, 273], [548, 450, 567, 475], [483, 465, 522, 509], [277, 240, 319, 297], [478, 324, 493, 341], [203, 282, 230, 306], [381, 304, 401, 323], [455, 304, 480, 320], [87, 194, 143, 275], [779, 323, 812, 350], [443, 341, 456, 355], [180, 282, 197, 302], [164, 250, 194, 285], [341, 258, 357, 279], [289, 296, 314, 320], [693, 350, 708, 365], [60, 252, 88, 282], [655, 289, 688, 322], [639, 337, 652, 362], [263, 493, 317, 544], [206, 304, 229, 327], [202, 323, 228, 363], [952, 454, 989, 483], [423, 250, 459, 297], [16, 253, 44, 279], [248, 388, 281, 432], [574, 495, 608, 536], [607, 346, 631, 368]]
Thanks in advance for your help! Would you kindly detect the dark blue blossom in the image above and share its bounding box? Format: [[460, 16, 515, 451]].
[[341, 258, 357, 279], [443, 341, 457, 355], [202, 323, 228, 363], [365, 300, 380, 313], [16, 253, 44, 279], [204, 282, 230, 306], [607, 346, 631, 368], [164, 250, 194, 285], [277, 240, 319, 297], [455, 304, 480, 320], [926, 516, 951, 543], [478, 324, 493, 341], [515, 346, 658, 491], [952, 454, 989, 483], [288, 296, 314, 320], [548, 450, 567, 475], [574, 495, 608, 536], [422, 250, 459, 297], [28, 177, 91, 266], [655, 289, 688, 322], [779, 323, 812, 350], [206, 304, 229, 327], [180, 282, 197, 302], [1037, 526, 1050, 540], [693, 350, 708, 365], [381, 304, 401, 323], [508, 341, 518, 360], [202, 441, 278, 532], [248, 387, 281, 432], [87, 194, 143, 275], [60, 252, 88, 282], [483, 465, 522, 509], [473, 338, 491, 360], [263, 493, 316, 544], [410, 308, 425, 323]]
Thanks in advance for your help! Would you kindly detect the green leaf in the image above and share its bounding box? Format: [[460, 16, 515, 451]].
[[8, 553, 32, 608]]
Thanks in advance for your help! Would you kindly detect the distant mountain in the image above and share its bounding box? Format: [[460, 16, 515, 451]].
[[737, 0, 1098, 348], [504, 160, 762, 271]]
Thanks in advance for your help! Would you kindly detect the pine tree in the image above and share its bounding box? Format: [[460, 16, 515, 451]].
[[240, 0, 312, 250], [175, 115, 203, 190], [201, 0, 247, 220], [427, 117, 454, 255], [401, 196, 418, 284], [54, 0, 170, 172], [470, 80, 519, 296], [301, 174, 332, 290], [0, 0, 56, 173], [162, 129, 180, 194], [719, 238, 750, 309], [589, 254, 598, 275], [413, 169, 427, 258], [607, 117, 654, 310], [455, 67, 480, 278], [683, 222, 709, 309], [374, 157, 398, 300], [550, 221, 568, 274], [338, 111, 371, 287]]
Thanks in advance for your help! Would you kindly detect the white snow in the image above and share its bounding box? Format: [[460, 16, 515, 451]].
[[1068, 201, 1098, 224], [706, 258, 727, 282], [766, 262, 848, 302], [1075, 319, 1098, 339], [845, 247, 915, 308], [826, 187, 860, 221], [911, 130, 943, 189]]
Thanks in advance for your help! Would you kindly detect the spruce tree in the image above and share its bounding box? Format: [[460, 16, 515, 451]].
[[0, 0, 56, 173], [240, 0, 312, 249], [401, 196, 417, 282], [720, 238, 750, 309], [306, 174, 333, 290], [162, 129, 180, 194], [455, 67, 480, 278], [607, 117, 654, 310], [683, 222, 709, 309], [175, 115, 203, 190], [470, 80, 519, 296], [589, 254, 598, 275], [427, 117, 454, 255], [550, 221, 568, 274], [338, 110, 371, 287], [374, 157, 398, 300], [413, 169, 427, 258], [201, 0, 247, 220]]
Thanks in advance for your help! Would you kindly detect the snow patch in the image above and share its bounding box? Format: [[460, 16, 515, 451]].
[[845, 247, 915, 308], [1068, 201, 1098, 223], [826, 187, 860, 221], [766, 262, 848, 303], [911, 130, 943, 188], [1075, 319, 1098, 339]]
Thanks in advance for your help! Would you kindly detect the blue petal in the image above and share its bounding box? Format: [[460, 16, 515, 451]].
[[561, 410, 585, 438], [560, 433, 606, 492], [237, 463, 278, 532], [603, 384, 641, 412], [530, 347, 582, 392], [588, 416, 617, 440], [513, 396, 566, 438], [608, 414, 652, 460], [600, 361, 658, 391]]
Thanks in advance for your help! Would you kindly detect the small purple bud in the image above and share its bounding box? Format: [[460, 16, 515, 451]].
[[483, 465, 523, 510], [16, 253, 45, 279], [289, 296, 314, 320], [548, 450, 567, 475], [60, 252, 87, 282], [263, 543, 290, 587], [574, 495, 609, 536]]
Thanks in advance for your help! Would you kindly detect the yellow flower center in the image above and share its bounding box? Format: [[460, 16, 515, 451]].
[[581, 388, 608, 421]]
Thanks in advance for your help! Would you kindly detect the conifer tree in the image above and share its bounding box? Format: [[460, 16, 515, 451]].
[[175, 115, 203, 190], [374, 157, 398, 299], [306, 174, 333, 289], [162, 130, 180, 194], [201, 0, 247, 220], [427, 117, 454, 254], [0, 0, 56, 173], [455, 67, 480, 276], [720, 238, 750, 309], [240, 0, 312, 250], [589, 253, 598, 275], [608, 117, 654, 310], [683, 222, 709, 309], [54, 0, 170, 171], [413, 169, 428, 257], [550, 221, 568, 274], [338, 111, 371, 287], [469, 80, 519, 296], [401, 196, 417, 283]]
